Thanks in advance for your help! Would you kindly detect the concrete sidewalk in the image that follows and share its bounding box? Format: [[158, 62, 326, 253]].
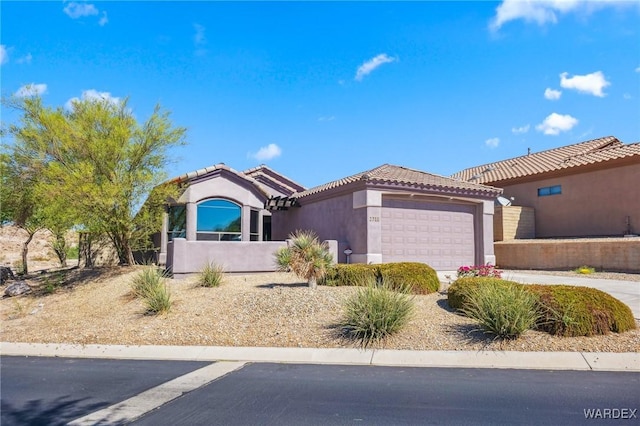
[[437, 270, 640, 319], [1, 342, 638, 372]]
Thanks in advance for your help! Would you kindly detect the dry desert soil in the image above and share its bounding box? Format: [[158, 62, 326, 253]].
[[1, 226, 638, 352]]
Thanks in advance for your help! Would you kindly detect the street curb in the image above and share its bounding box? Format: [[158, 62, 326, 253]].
[[2, 342, 638, 372]]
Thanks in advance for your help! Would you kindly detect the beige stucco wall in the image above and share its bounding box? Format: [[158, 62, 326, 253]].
[[272, 192, 365, 264], [495, 238, 640, 273], [494, 206, 535, 241], [498, 163, 640, 238], [167, 239, 287, 276], [273, 188, 497, 268]]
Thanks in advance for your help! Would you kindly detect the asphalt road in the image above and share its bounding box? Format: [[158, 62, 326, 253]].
[[0, 356, 209, 426], [2, 357, 639, 425]]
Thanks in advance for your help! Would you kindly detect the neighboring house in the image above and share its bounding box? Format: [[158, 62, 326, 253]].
[[272, 164, 502, 270], [158, 162, 501, 274], [451, 136, 640, 238]]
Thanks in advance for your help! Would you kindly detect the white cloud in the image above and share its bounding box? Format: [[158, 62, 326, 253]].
[[623, 93, 632, 100], [99, 11, 108, 26], [250, 143, 282, 162], [318, 116, 335, 122], [512, 124, 530, 134], [355, 53, 397, 81], [485, 137, 500, 148], [544, 88, 562, 100], [194, 24, 206, 45], [15, 83, 48, 97], [635, 66, 640, 73], [63, 2, 99, 19], [0, 45, 8, 65], [490, 0, 634, 31], [16, 53, 33, 64], [536, 112, 578, 135], [65, 89, 121, 110], [193, 24, 207, 56], [560, 71, 610, 97]]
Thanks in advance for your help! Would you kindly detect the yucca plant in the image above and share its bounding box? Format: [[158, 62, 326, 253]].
[[275, 230, 333, 289]]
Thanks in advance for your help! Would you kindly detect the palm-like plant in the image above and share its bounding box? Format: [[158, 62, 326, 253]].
[[275, 230, 333, 288]]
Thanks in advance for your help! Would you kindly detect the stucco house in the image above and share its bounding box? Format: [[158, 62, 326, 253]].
[[159, 163, 502, 275], [272, 164, 502, 270], [451, 136, 640, 239]]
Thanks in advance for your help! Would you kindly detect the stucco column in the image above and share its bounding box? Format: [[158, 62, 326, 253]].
[[241, 205, 251, 241], [352, 189, 383, 264], [186, 202, 197, 241], [159, 211, 169, 265], [482, 200, 497, 265]]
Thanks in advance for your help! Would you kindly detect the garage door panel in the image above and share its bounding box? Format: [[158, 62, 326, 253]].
[[381, 199, 475, 269]]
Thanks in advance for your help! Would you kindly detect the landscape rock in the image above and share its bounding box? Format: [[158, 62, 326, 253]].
[[4, 281, 32, 297], [0, 266, 15, 285]]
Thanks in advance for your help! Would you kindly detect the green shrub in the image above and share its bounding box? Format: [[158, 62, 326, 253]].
[[341, 279, 415, 347], [323, 264, 378, 287], [377, 262, 440, 294], [323, 262, 439, 295], [528, 285, 636, 336], [447, 277, 514, 310], [199, 262, 224, 287], [131, 268, 172, 314], [460, 280, 540, 339], [574, 265, 595, 275], [449, 278, 637, 337]]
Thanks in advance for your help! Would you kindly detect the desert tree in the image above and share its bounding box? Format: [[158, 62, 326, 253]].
[[3, 94, 186, 265], [0, 149, 47, 274]]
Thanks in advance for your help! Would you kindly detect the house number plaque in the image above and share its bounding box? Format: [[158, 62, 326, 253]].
[[369, 216, 380, 222]]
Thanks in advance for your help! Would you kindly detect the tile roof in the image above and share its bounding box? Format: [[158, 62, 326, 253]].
[[168, 163, 271, 198], [294, 164, 502, 199], [451, 136, 640, 185], [242, 164, 306, 195]]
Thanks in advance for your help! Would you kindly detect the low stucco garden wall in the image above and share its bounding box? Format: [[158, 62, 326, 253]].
[[495, 237, 640, 273], [167, 238, 339, 277]]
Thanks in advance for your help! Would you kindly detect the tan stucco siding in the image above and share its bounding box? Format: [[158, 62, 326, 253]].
[[499, 163, 640, 238]]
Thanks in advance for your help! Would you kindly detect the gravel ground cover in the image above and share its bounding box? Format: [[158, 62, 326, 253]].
[[1, 267, 638, 353]]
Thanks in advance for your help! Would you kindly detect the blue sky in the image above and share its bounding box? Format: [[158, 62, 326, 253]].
[[2, 1, 639, 188]]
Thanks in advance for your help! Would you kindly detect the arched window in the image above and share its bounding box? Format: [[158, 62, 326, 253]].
[[196, 199, 242, 241]]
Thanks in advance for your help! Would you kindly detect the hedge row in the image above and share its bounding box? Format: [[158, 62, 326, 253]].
[[447, 277, 636, 337], [323, 262, 440, 295]]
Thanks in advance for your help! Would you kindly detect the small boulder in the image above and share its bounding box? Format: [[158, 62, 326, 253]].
[[4, 281, 32, 297], [0, 266, 15, 285]]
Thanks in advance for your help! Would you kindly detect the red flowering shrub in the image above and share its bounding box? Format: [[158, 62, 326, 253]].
[[456, 264, 502, 279]]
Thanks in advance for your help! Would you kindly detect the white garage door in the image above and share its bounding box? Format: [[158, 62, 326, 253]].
[[381, 198, 476, 270]]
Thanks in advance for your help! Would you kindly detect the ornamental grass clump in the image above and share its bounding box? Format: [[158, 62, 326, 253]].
[[131, 267, 172, 315], [199, 261, 225, 287], [459, 280, 540, 339], [341, 279, 415, 347]]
